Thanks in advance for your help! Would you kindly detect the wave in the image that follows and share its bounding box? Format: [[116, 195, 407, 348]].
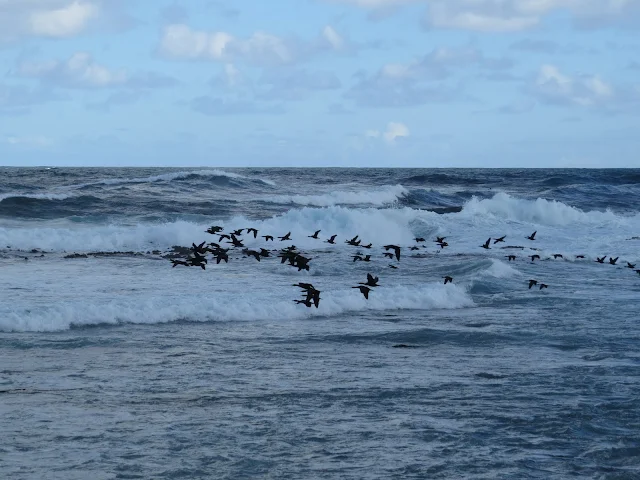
[[0, 283, 474, 332], [266, 185, 409, 207], [461, 192, 635, 226], [0, 192, 75, 202], [74, 169, 276, 189]]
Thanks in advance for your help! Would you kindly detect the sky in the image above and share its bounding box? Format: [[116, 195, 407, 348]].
[[1, 0, 639, 168]]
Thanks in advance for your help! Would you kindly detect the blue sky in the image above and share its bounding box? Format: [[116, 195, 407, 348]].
[[1, 0, 639, 167]]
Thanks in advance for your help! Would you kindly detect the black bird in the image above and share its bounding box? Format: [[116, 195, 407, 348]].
[[259, 248, 270, 257], [308, 230, 321, 239], [481, 238, 491, 250], [352, 285, 371, 299], [229, 234, 244, 247], [443, 276, 453, 284], [359, 273, 379, 287], [576, 255, 585, 259], [206, 226, 223, 234], [553, 254, 563, 259], [353, 254, 371, 262], [627, 262, 636, 269], [192, 241, 207, 254], [528, 279, 538, 289], [539, 283, 548, 290], [383, 252, 394, 259], [435, 236, 446, 244], [530, 254, 541, 262], [609, 256, 619, 265], [293, 282, 315, 291], [361, 243, 373, 249], [232, 228, 244, 236], [437, 241, 448, 249], [388, 264, 398, 269], [246, 228, 258, 238], [242, 249, 261, 262], [595, 256, 606, 264], [493, 235, 506, 244], [383, 245, 401, 261], [325, 234, 337, 244], [506, 255, 516, 261], [214, 252, 229, 264], [171, 259, 190, 268], [346, 235, 360, 246], [409, 246, 420, 251], [415, 237, 426, 243], [219, 234, 231, 242], [278, 232, 292, 241], [262, 235, 274, 241], [527, 231, 537, 241], [294, 283, 321, 308]]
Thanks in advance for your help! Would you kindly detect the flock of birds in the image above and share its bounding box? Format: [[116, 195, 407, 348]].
[[169, 225, 639, 309]]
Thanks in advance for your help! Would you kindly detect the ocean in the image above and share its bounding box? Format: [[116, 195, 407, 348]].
[[1, 167, 639, 479]]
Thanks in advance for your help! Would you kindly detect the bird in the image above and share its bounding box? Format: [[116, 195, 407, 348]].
[[346, 235, 360, 246], [627, 262, 636, 269], [526, 231, 537, 240], [553, 254, 563, 259], [361, 243, 373, 249], [206, 226, 223, 235], [359, 273, 379, 287], [493, 235, 506, 244], [528, 280, 538, 289], [262, 235, 274, 241], [415, 237, 426, 243], [352, 285, 371, 299], [325, 235, 337, 244], [506, 255, 516, 261], [539, 283, 549, 290], [232, 228, 244, 236], [435, 236, 446, 243], [246, 228, 258, 238], [278, 232, 292, 241], [388, 264, 398, 269], [242, 249, 261, 262], [530, 254, 541, 262], [609, 257, 619, 265], [170, 259, 190, 268], [353, 254, 371, 262], [595, 256, 606, 264], [383, 252, 394, 259], [436, 241, 448, 249], [383, 245, 401, 261], [481, 238, 491, 250], [443, 276, 453, 284], [308, 230, 321, 239]]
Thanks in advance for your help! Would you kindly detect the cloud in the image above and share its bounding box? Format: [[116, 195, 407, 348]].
[[346, 45, 512, 107], [3, 135, 53, 148], [190, 96, 285, 115], [15, 52, 178, 90], [423, 0, 640, 32], [256, 69, 342, 101], [158, 23, 348, 67], [0, 0, 133, 43], [531, 64, 614, 107], [28, 1, 98, 37], [527, 64, 640, 114], [366, 122, 410, 144], [0, 83, 65, 115]]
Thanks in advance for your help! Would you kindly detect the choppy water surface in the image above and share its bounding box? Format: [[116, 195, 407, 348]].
[[1, 167, 639, 479]]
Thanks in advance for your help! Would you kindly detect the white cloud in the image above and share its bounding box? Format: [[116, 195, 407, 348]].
[[322, 25, 344, 50], [159, 24, 294, 66], [159, 23, 349, 67], [366, 122, 410, 144], [29, 1, 98, 38], [0, 1, 104, 42], [533, 64, 616, 107], [15, 53, 177, 90], [424, 0, 640, 32]]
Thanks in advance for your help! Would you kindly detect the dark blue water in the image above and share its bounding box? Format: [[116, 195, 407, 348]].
[[1, 167, 639, 479]]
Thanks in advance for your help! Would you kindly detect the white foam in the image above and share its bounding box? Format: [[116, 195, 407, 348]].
[[0, 192, 74, 202], [483, 259, 522, 278], [0, 283, 474, 332], [268, 185, 409, 207], [461, 192, 629, 226]]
